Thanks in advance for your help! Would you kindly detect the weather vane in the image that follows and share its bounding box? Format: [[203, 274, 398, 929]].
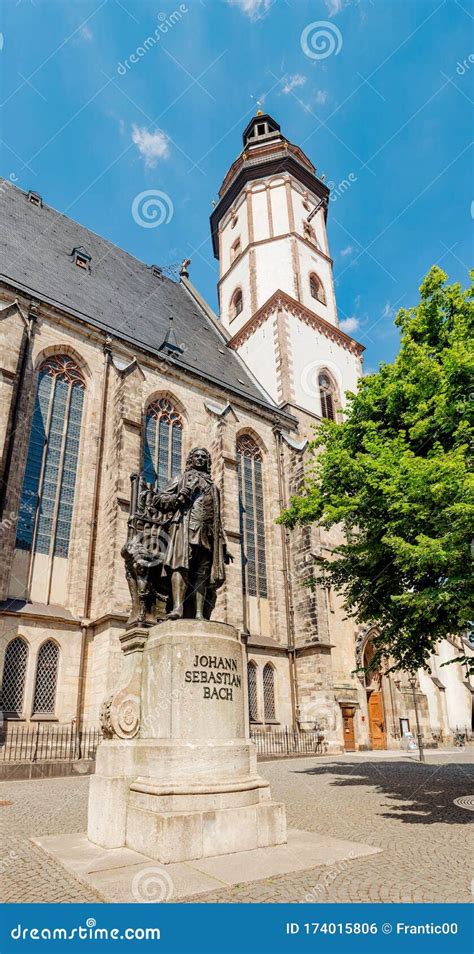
[[251, 94, 264, 115]]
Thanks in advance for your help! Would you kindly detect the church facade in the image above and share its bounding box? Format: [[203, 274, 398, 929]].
[[0, 113, 471, 751]]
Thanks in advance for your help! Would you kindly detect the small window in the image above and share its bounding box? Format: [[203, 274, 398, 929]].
[[310, 273, 326, 305], [32, 640, 60, 715], [151, 265, 163, 279], [231, 289, 243, 321], [248, 661, 258, 722], [257, 123, 265, 135], [231, 238, 241, 263], [319, 372, 336, 420], [71, 247, 91, 271], [0, 637, 29, 716], [27, 191, 42, 207], [263, 663, 276, 721]]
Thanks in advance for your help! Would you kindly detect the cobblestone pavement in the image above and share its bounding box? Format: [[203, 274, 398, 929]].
[[0, 751, 472, 903]]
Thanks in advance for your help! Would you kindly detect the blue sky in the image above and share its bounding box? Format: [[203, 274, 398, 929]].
[[1, 0, 472, 372]]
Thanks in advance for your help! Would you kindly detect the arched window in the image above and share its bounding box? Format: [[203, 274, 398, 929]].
[[0, 637, 28, 716], [263, 663, 276, 721], [231, 289, 243, 321], [237, 435, 267, 599], [32, 640, 59, 715], [319, 372, 336, 420], [143, 397, 183, 488], [231, 238, 241, 263], [15, 355, 85, 558], [247, 661, 258, 722], [309, 273, 326, 305]]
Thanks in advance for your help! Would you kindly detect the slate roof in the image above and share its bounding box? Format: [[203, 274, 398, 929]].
[[0, 181, 279, 412]]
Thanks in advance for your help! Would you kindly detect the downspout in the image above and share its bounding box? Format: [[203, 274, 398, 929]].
[[76, 340, 112, 730], [274, 426, 299, 726], [0, 300, 37, 516]]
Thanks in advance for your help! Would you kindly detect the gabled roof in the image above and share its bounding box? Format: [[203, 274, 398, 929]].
[[0, 181, 282, 413]]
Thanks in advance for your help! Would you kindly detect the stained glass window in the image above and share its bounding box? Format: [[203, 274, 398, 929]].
[[32, 640, 59, 714], [143, 398, 182, 488], [15, 355, 85, 557], [263, 663, 276, 721], [237, 435, 267, 598], [247, 661, 258, 722], [0, 637, 28, 715]]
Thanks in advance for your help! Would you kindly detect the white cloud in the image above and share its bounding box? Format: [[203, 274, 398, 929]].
[[324, 0, 355, 15], [381, 301, 394, 319], [302, 89, 329, 112], [340, 245, 353, 257], [324, 0, 343, 14], [80, 25, 93, 42], [314, 89, 328, 105], [339, 316, 359, 333], [227, 0, 272, 20], [131, 125, 170, 168], [281, 74, 306, 95]]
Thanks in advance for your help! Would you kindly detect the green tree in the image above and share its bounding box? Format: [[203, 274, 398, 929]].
[[279, 267, 474, 675]]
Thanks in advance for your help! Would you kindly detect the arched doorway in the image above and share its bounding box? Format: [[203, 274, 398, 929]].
[[364, 641, 386, 750]]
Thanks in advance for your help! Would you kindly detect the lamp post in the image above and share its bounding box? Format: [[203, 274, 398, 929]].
[[408, 673, 425, 763]]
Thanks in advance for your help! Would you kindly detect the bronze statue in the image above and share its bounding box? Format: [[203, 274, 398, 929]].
[[122, 447, 232, 627]]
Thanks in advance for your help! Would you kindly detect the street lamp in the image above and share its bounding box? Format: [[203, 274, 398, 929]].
[[408, 673, 425, 763]]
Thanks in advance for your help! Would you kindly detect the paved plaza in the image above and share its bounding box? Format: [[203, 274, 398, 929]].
[[1, 751, 472, 904]]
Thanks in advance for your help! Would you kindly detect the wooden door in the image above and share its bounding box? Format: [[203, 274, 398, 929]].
[[367, 691, 386, 749], [341, 706, 356, 751]]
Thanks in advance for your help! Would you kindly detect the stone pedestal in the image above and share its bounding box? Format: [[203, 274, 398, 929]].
[[88, 620, 286, 863]]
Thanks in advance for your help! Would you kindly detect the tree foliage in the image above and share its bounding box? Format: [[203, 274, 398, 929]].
[[279, 268, 474, 674]]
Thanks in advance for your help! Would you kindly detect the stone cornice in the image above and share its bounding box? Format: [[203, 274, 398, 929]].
[[227, 290, 365, 356]]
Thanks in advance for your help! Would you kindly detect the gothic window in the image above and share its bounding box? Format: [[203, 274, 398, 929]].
[[309, 273, 326, 305], [247, 661, 258, 722], [143, 397, 183, 489], [319, 372, 336, 421], [32, 640, 59, 715], [231, 289, 243, 320], [263, 663, 276, 721], [0, 637, 28, 715], [15, 355, 85, 558], [237, 435, 267, 599]]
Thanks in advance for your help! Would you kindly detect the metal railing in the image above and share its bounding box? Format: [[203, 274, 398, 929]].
[[250, 726, 326, 758], [0, 722, 102, 763]]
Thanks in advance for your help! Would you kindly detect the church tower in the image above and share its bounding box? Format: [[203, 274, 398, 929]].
[[210, 111, 363, 420]]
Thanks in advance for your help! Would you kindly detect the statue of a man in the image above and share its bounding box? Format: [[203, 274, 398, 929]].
[[155, 447, 232, 620]]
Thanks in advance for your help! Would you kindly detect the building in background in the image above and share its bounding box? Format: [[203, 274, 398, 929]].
[[0, 113, 471, 751]]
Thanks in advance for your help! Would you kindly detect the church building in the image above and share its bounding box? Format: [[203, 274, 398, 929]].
[[0, 112, 471, 751]]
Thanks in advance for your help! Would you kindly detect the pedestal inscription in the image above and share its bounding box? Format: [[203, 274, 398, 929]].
[[88, 620, 287, 862]]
